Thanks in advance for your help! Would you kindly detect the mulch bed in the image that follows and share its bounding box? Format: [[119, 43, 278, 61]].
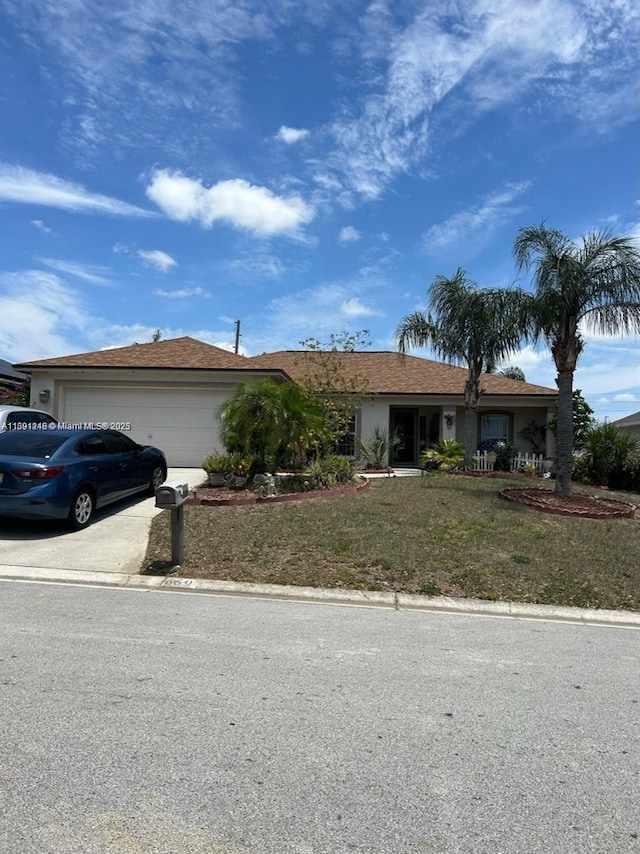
[[500, 487, 637, 519], [186, 478, 370, 506]]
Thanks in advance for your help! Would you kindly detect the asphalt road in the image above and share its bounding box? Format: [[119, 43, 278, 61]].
[[1, 581, 638, 854]]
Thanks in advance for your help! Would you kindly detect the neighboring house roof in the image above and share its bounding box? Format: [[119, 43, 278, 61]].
[[0, 358, 28, 382], [612, 411, 640, 428], [15, 336, 261, 372], [247, 350, 557, 397]]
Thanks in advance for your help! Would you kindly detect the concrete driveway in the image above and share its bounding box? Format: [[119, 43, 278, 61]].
[[0, 467, 205, 577]]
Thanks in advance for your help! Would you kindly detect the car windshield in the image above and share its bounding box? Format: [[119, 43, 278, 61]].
[[0, 432, 68, 458]]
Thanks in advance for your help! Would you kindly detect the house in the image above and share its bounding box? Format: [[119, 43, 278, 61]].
[[0, 358, 28, 386], [0, 358, 29, 404], [247, 350, 557, 465], [15, 336, 558, 467], [612, 411, 640, 440]]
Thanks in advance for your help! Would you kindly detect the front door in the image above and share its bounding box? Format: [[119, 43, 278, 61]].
[[390, 408, 418, 465]]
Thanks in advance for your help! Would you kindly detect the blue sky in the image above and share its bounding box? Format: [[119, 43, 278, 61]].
[[0, 0, 638, 422]]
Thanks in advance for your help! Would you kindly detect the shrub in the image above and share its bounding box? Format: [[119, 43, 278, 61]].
[[357, 427, 400, 469], [493, 441, 518, 472], [607, 454, 640, 493], [202, 451, 233, 474], [571, 453, 592, 484], [303, 454, 357, 489], [582, 423, 640, 487], [420, 439, 466, 472]]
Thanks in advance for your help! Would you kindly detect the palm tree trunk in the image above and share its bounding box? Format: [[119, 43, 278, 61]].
[[555, 370, 574, 497], [463, 374, 481, 468], [463, 406, 477, 469]]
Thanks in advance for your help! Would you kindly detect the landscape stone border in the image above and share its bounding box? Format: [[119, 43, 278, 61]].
[[499, 486, 637, 519]]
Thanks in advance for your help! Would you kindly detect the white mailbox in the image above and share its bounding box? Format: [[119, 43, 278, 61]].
[[155, 479, 189, 509]]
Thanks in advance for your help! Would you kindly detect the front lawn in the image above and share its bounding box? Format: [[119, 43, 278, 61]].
[[143, 474, 640, 611]]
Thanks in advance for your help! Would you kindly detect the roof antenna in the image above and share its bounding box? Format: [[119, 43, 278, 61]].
[[234, 320, 241, 354]]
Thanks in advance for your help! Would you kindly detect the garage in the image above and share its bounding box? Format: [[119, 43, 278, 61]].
[[62, 386, 229, 467]]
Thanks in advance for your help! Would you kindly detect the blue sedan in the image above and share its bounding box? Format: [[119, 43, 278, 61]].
[[0, 429, 167, 530]]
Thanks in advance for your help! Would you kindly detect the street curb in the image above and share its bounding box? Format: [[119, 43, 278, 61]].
[[1, 565, 639, 628]]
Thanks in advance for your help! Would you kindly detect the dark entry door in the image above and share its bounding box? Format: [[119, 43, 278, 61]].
[[390, 408, 418, 465]]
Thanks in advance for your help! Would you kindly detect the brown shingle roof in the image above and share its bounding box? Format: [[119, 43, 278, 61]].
[[248, 350, 557, 396], [16, 336, 253, 371], [16, 337, 557, 397]]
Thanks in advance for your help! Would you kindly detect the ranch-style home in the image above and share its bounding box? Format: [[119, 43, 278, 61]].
[[16, 336, 558, 467]]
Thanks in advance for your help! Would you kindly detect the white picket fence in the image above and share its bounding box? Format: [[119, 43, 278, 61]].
[[473, 450, 545, 473]]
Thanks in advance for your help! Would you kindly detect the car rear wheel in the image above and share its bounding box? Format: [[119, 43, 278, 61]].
[[147, 465, 166, 495], [67, 488, 95, 531]]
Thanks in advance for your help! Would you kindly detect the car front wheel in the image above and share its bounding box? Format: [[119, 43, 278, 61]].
[[67, 488, 95, 531], [147, 465, 166, 495]]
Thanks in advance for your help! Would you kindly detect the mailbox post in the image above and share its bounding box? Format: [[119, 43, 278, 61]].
[[155, 480, 189, 566]]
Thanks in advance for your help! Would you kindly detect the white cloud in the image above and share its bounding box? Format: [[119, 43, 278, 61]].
[[37, 257, 114, 286], [243, 258, 394, 352], [328, 0, 636, 198], [613, 393, 637, 402], [112, 242, 129, 254], [340, 298, 381, 317], [145, 169, 315, 237], [338, 226, 361, 243], [276, 126, 309, 144], [0, 164, 155, 217], [312, 173, 344, 192], [138, 249, 178, 273], [424, 182, 531, 251], [2, 1, 301, 160], [0, 270, 92, 361], [0, 268, 238, 362], [223, 255, 286, 282], [153, 287, 209, 299], [30, 219, 52, 234]]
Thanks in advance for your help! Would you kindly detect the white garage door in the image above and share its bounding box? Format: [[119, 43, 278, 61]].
[[62, 387, 229, 467]]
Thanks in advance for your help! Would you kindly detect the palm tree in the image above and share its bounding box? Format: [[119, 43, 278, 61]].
[[493, 365, 526, 382], [219, 379, 330, 472], [514, 224, 640, 496], [395, 269, 529, 468]]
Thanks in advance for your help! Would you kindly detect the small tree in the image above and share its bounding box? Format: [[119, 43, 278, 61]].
[[545, 389, 595, 452], [296, 330, 372, 452]]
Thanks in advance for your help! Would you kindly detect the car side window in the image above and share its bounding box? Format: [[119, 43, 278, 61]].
[[76, 436, 108, 455], [5, 409, 58, 430], [5, 411, 48, 429], [102, 431, 137, 454]]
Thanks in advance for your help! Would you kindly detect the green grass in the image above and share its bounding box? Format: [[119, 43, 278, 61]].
[[143, 474, 640, 611]]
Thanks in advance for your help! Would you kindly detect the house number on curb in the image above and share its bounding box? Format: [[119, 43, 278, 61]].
[[162, 578, 196, 588]]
